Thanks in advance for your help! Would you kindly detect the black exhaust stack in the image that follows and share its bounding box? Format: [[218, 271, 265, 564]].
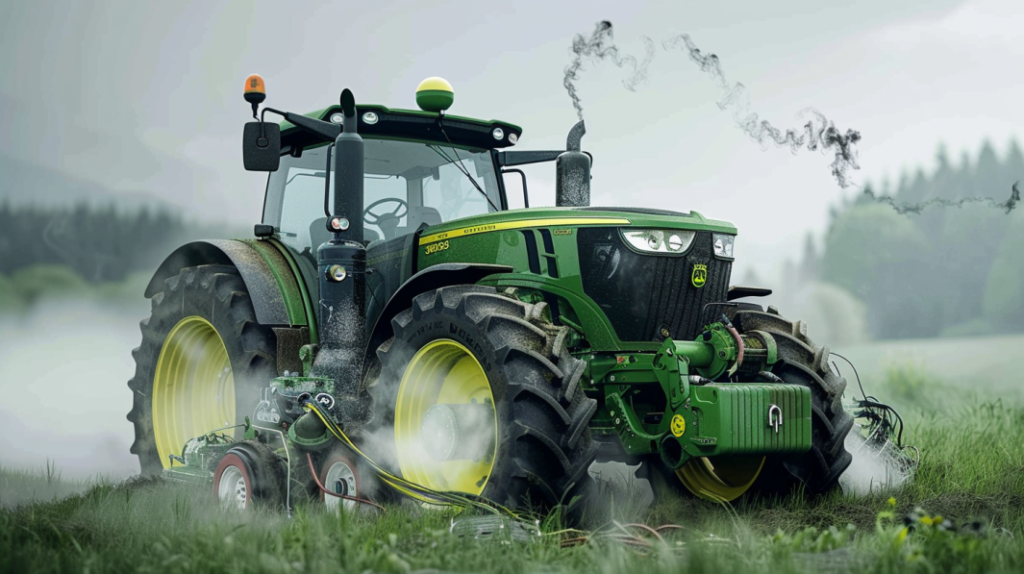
[[316, 89, 367, 405], [555, 120, 591, 207]]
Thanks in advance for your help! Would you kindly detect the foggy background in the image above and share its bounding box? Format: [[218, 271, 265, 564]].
[[1, 0, 1022, 479]]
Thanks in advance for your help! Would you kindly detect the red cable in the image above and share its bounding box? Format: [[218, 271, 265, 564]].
[[623, 523, 665, 543], [724, 322, 745, 367], [305, 452, 386, 513]]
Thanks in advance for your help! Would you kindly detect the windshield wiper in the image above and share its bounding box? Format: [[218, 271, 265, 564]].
[[433, 119, 500, 212], [428, 145, 500, 213], [285, 171, 326, 186]]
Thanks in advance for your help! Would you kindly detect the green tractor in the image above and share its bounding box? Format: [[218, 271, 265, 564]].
[[126, 75, 854, 512]]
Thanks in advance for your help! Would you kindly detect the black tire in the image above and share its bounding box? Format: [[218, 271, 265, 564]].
[[729, 307, 854, 495], [213, 440, 285, 509], [127, 264, 277, 475], [364, 285, 598, 513]]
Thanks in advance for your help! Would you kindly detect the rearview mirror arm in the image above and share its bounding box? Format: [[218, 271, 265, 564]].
[[501, 168, 529, 208], [260, 107, 342, 142], [496, 150, 562, 167]]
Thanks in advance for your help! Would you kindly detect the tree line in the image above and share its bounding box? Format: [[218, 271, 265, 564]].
[[0, 203, 245, 284], [811, 139, 1024, 339]]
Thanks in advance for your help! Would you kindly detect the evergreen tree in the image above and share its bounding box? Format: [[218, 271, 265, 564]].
[[821, 138, 1024, 339], [0, 204, 241, 283]]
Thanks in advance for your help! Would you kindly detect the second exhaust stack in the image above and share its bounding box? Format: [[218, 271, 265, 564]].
[[555, 120, 591, 207]]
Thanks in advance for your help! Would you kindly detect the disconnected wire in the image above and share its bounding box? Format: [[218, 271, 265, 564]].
[[300, 398, 526, 519]]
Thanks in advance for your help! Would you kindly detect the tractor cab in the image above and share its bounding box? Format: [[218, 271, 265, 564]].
[[265, 131, 504, 254], [259, 78, 526, 259], [247, 77, 585, 336]]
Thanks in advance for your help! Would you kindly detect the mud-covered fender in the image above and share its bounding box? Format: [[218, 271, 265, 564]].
[[145, 239, 299, 327], [365, 263, 513, 360]]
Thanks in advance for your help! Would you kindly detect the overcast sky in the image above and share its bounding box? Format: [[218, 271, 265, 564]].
[[2, 0, 1021, 281]]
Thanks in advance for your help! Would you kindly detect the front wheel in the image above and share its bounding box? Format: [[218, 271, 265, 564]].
[[731, 308, 854, 496], [365, 285, 598, 513], [649, 308, 854, 502]]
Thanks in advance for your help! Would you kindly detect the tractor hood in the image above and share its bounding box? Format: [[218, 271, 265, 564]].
[[414, 206, 738, 351], [418, 206, 737, 245]]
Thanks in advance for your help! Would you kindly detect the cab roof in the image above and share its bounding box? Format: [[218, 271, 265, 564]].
[[279, 104, 523, 152]]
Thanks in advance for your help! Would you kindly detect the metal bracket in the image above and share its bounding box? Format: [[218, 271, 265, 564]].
[[747, 330, 779, 367], [604, 392, 663, 455], [767, 404, 783, 434]]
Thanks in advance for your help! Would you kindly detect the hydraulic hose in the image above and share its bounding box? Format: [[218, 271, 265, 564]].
[[721, 313, 745, 368]]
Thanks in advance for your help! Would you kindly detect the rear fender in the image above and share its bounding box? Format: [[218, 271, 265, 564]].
[[146, 239, 312, 374], [146, 239, 307, 326], [365, 263, 513, 360]]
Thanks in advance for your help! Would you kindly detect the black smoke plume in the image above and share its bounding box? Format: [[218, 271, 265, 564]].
[[861, 181, 1020, 215], [564, 21, 1019, 215], [563, 21, 655, 121], [662, 34, 862, 189]]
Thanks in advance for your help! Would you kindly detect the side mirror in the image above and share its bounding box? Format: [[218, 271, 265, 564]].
[[243, 122, 281, 171]]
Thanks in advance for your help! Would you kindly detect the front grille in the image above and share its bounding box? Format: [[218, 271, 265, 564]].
[[577, 228, 731, 343]]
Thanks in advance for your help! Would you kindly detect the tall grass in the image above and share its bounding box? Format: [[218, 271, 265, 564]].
[[0, 461, 94, 509], [2, 363, 1022, 573]]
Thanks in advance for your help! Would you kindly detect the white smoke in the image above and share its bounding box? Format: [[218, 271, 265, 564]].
[[838, 431, 911, 495]]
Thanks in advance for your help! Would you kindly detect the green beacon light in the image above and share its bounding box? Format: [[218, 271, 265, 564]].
[[415, 77, 454, 113]]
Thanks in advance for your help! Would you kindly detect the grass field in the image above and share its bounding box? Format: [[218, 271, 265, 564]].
[[2, 335, 1023, 573]]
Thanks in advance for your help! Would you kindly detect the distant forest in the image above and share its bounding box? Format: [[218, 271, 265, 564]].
[[0, 204, 246, 284], [793, 139, 1024, 339]]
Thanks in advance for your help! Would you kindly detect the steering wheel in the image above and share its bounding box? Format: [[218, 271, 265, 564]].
[[363, 198, 409, 225]]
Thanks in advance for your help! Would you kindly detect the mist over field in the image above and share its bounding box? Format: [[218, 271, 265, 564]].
[[0, 209, 244, 480], [0, 301, 142, 480]]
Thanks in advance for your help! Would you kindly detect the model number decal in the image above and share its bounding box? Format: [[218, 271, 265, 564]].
[[423, 240, 449, 256]]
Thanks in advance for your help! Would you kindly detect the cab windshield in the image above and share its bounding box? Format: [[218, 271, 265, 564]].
[[263, 139, 502, 254]]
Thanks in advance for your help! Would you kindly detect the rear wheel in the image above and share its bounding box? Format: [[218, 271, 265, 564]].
[[127, 265, 277, 474], [365, 285, 598, 513]]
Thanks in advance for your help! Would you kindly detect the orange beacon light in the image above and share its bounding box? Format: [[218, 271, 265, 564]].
[[244, 74, 266, 117]]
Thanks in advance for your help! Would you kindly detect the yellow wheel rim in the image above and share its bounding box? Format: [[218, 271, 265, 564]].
[[153, 316, 235, 469], [394, 339, 497, 495], [677, 456, 765, 502]]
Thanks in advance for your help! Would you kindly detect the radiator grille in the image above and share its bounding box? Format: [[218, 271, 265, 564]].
[[577, 228, 731, 342]]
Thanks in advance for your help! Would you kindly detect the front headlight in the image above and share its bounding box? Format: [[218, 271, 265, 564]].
[[712, 233, 735, 259], [622, 229, 696, 254]]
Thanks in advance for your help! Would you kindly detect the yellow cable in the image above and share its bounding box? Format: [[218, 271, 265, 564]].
[[302, 403, 521, 516]]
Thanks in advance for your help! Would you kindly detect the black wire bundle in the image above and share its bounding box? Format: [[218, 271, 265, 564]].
[[854, 396, 906, 449], [831, 352, 910, 452]]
